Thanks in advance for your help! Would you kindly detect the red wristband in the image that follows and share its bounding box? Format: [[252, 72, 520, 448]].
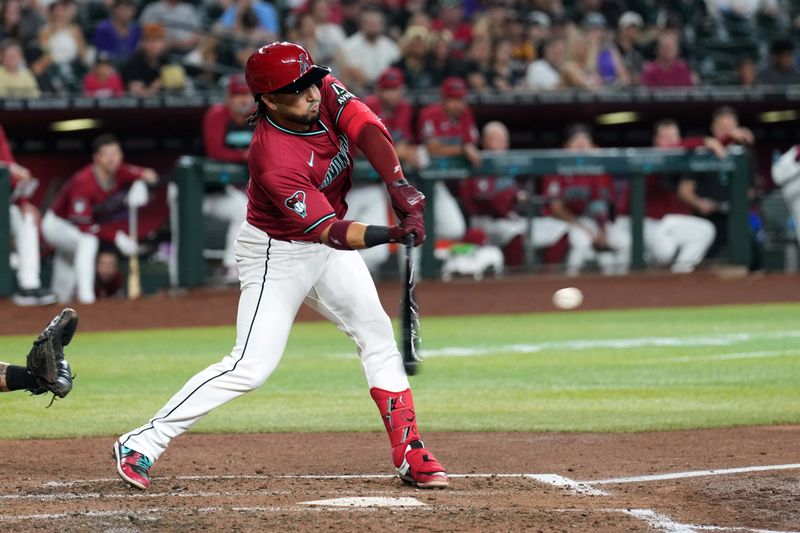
[[327, 220, 354, 250]]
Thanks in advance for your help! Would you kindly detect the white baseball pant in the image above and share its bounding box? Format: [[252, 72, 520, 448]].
[[41, 211, 99, 304], [782, 177, 800, 247], [613, 215, 715, 273], [120, 221, 410, 461], [566, 217, 631, 276], [434, 181, 467, 240], [9, 205, 42, 290], [345, 183, 390, 274], [470, 214, 569, 249]]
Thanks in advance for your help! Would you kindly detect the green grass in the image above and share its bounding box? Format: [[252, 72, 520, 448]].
[[2, 303, 799, 439]]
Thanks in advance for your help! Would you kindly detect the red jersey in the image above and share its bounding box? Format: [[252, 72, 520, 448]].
[[363, 95, 414, 144], [203, 103, 255, 163], [247, 75, 361, 242], [83, 72, 125, 97], [615, 174, 690, 219], [640, 59, 693, 88], [417, 103, 478, 147], [543, 174, 613, 218], [50, 163, 146, 233], [459, 176, 519, 218]]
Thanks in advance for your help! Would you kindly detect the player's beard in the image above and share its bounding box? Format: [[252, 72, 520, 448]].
[[284, 105, 320, 126]]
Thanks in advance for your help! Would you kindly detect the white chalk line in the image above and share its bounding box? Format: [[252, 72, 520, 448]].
[[330, 330, 800, 359], [556, 508, 800, 533], [0, 504, 443, 522], [642, 349, 800, 364], [623, 508, 800, 533], [526, 474, 609, 496], [585, 463, 800, 486]]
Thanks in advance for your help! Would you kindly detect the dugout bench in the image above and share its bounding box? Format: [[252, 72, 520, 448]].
[[170, 147, 751, 286]]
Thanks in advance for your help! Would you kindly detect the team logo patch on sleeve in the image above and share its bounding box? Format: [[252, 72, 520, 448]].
[[330, 82, 354, 106], [285, 190, 308, 218]]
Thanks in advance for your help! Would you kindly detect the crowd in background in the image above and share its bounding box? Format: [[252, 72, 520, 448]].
[[1, 0, 800, 98]]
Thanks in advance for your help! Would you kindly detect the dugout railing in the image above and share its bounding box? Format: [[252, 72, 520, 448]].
[[0, 147, 751, 295], [169, 147, 751, 286]]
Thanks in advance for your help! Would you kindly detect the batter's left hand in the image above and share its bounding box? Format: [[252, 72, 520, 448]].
[[403, 213, 425, 246], [388, 179, 425, 221]]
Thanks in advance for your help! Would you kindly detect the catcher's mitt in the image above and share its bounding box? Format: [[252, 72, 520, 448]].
[[26, 308, 78, 401]]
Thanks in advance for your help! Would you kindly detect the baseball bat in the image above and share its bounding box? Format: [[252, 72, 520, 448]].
[[127, 204, 141, 300], [401, 234, 422, 375]]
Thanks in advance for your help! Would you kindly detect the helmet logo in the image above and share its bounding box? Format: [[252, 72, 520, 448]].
[[299, 53, 309, 75]]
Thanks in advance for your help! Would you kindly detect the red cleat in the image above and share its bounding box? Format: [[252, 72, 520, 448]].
[[113, 441, 153, 490]]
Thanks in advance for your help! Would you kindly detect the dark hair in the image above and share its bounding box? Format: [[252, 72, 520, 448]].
[[92, 133, 120, 153], [769, 37, 795, 55], [712, 106, 737, 124], [653, 118, 679, 136], [564, 122, 592, 143]]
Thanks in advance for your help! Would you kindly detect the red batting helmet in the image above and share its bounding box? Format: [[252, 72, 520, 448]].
[[245, 41, 330, 96]]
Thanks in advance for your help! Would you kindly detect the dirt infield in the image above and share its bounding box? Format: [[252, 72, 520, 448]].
[[2, 272, 799, 531], [2, 271, 799, 335], [1, 428, 799, 532]]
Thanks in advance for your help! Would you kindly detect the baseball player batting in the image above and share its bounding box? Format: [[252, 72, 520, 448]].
[[114, 42, 447, 490]]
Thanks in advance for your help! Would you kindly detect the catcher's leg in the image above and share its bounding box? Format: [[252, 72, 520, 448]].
[[304, 250, 448, 489], [0, 363, 38, 392]]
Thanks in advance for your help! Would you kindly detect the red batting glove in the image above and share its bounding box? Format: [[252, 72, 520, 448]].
[[387, 214, 425, 247], [388, 179, 425, 221], [403, 213, 426, 246]]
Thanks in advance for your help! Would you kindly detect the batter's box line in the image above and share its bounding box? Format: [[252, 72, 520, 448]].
[[554, 508, 800, 533]]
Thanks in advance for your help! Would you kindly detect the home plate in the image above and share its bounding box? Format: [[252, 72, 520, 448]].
[[299, 497, 426, 507]]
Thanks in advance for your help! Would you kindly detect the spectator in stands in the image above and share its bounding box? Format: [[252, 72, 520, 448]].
[[121, 22, 188, 96], [32, 0, 87, 94], [42, 134, 159, 304], [425, 29, 458, 86], [216, 0, 279, 42], [584, 12, 631, 86], [737, 56, 757, 87], [432, 0, 472, 59], [337, 7, 400, 92], [139, 0, 202, 53], [757, 37, 800, 86], [486, 38, 524, 91], [83, 52, 125, 97], [677, 106, 759, 267], [613, 11, 644, 85], [417, 76, 477, 241], [0, 0, 45, 62], [0, 38, 40, 97], [454, 35, 492, 91], [507, 12, 539, 68], [544, 124, 630, 276], [526, 36, 565, 90], [526, 11, 551, 53], [92, 0, 140, 66], [560, 30, 603, 90], [309, 0, 346, 64], [391, 25, 435, 90], [0, 124, 56, 306], [289, 12, 323, 69], [641, 31, 696, 87], [214, 5, 267, 74], [613, 119, 718, 273], [460, 121, 570, 267]]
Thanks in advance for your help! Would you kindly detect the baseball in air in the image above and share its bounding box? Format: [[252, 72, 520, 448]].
[[552, 287, 583, 310]]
